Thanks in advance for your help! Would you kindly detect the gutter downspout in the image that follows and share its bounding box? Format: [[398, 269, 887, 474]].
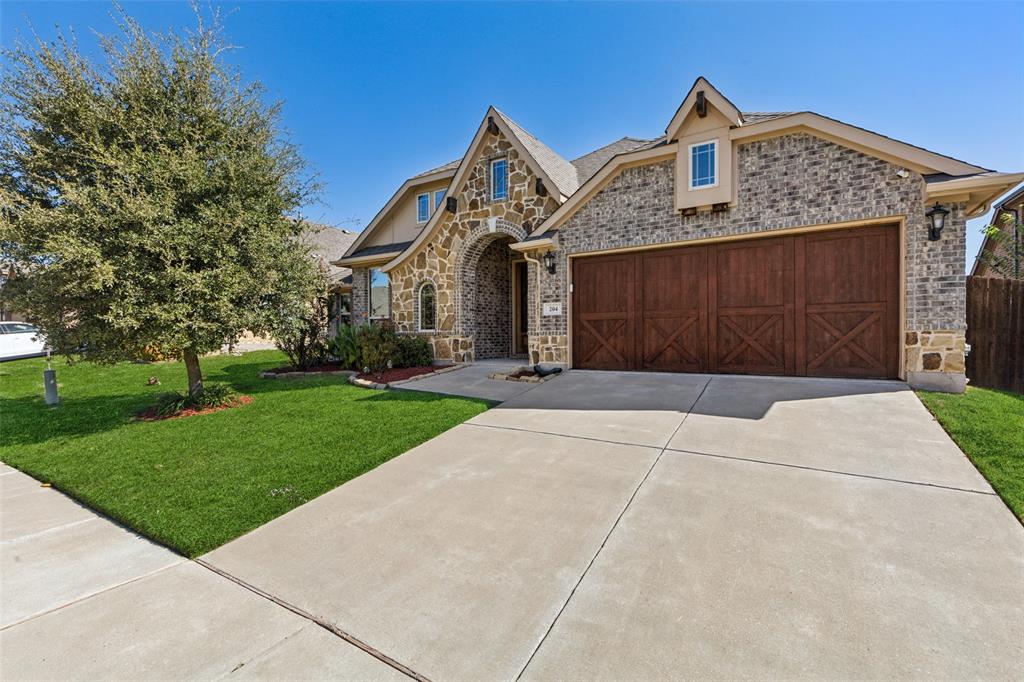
[[521, 252, 543, 359]]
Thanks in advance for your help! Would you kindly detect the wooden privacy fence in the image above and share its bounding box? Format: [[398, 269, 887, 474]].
[[966, 277, 1023, 393]]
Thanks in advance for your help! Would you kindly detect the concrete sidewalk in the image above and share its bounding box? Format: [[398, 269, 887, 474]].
[[0, 465, 401, 680]]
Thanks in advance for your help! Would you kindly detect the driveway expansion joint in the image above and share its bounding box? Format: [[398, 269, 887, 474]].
[[0, 559, 185, 631], [195, 558, 430, 682], [514, 377, 713, 680], [663, 446, 999, 497]]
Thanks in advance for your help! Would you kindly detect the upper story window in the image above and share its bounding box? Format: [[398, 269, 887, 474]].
[[490, 158, 508, 201], [433, 190, 445, 210], [368, 268, 390, 319], [689, 140, 717, 189], [416, 193, 430, 223]]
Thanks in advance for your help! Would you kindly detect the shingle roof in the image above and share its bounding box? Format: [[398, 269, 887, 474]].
[[741, 111, 795, 124], [347, 240, 415, 260], [493, 109, 581, 198], [410, 159, 460, 179], [571, 137, 653, 185], [402, 112, 805, 202], [300, 223, 358, 283]]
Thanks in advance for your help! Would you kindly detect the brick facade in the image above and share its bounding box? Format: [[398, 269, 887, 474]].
[[545, 133, 967, 383]]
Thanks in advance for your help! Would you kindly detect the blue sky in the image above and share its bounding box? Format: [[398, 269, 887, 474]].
[[3, 1, 1022, 269]]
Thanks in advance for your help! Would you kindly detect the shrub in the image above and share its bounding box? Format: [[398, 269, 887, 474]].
[[393, 335, 433, 368], [356, 323, 397, 376], [154, 383, 238, 417], [275, 294, 330, 370], [330, 324, 360, 369]]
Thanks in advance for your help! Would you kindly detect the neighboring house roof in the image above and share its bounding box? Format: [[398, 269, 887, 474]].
[[299, 222, 358, 285], [970, 182, 1024, 277]]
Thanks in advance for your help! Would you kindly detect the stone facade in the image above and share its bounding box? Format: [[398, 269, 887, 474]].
[[546, 133, 967, 383], [373, 127, 559, 362]]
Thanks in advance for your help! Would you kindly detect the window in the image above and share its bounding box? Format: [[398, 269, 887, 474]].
[[689, 140, 717, 189], [433, 190, 446, 210], [330, 292, 351, 326], [418, 282, 437, 331], [490, 158, 508, 201], [368, 269, 390, 319], [416, 193, 430, 223]]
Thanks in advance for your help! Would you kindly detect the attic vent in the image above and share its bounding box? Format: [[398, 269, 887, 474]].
[[487, 116, 499, 135], [445, 196, 458, 214], [535, 178, 548, 197], [695, 91, 707, 118]]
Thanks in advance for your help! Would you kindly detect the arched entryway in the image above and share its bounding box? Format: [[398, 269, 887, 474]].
[[456, 219, 528, 360]]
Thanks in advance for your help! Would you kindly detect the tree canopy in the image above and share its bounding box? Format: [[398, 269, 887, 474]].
[[0, 6, 320, 395]]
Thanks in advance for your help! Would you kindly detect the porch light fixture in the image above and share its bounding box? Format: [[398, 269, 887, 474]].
[[542, 250, 556, 274], [926, 202, 950, 241]]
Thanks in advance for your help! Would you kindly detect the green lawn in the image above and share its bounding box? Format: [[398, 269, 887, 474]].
[[0, 350, 489, 556], [918, 386, 1024, 522]]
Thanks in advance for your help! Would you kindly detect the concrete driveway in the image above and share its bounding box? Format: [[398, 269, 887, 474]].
[[202, 371, 1021, 680], [4, 371, 1021, 680]]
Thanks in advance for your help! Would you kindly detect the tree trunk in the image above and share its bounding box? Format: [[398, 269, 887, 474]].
[[183, 350, 204, 398]]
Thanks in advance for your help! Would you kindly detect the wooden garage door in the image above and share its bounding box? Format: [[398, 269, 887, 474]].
[[572, 224, 900, 379]]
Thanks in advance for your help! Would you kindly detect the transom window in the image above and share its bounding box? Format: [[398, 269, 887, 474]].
[[368, 269, 390, 319], [690, 140, 717, 189], [490, 158, 508, 201], [416, 193, 430, 223], [418, 282, 437, 331]]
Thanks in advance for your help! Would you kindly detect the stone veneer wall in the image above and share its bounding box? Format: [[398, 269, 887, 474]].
[[379, 127, 559, 362], [544, 133, 967, 386]]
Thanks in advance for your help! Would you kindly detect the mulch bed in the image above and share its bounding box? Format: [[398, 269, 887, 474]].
[[136, 395, 253, 422], [356, 366, 438, 383], [265, 364, 348, 374]]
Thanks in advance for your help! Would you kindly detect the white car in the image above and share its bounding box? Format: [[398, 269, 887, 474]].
[[0, 322, 48, 361]]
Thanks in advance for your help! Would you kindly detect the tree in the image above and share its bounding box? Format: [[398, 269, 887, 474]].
[[979, 211, 1022, 280], [0, 5, 319, 398]]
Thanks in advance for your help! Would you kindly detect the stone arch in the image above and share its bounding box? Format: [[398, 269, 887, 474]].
[[454, 219, 528, 357]]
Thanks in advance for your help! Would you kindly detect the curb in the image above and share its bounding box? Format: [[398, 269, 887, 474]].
[[349, 364, 464, 390]]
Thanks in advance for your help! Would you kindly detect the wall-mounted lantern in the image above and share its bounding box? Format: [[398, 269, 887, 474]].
[[926, 202, 950, 241], [542, 250, 556, 275]]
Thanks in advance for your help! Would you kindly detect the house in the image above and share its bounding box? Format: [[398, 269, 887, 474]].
[[970, 183, 1022, 279], [0, 262, 27, 322], [336, 78, 1022, 392], [300, 223, 358, 332]]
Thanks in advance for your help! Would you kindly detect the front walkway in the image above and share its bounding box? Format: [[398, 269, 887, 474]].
[[3, 372, 1022, 679]]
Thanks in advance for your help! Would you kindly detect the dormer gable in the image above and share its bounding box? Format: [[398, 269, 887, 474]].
[[665, 77, 743, 142], [666, 77, 740, 211]]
